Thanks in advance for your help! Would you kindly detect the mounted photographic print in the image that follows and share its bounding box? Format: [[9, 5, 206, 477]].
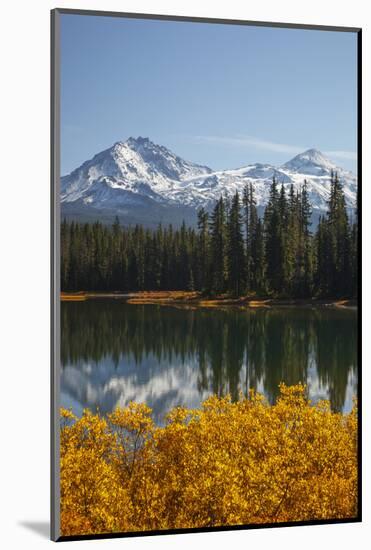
[[51, 8, 361, 541]]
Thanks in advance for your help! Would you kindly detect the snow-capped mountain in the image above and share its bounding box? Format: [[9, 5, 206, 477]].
[[282, 148, 338, 175], [61, 137, 357, 227]]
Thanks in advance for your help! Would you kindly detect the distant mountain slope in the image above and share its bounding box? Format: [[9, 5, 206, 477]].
[[61, 137, 357, 227]]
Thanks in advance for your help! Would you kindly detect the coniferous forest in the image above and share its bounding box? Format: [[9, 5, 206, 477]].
[[61, 173, 358, 299]]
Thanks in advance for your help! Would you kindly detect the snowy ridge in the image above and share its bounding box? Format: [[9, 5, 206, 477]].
[[61, 137, 357, 222]]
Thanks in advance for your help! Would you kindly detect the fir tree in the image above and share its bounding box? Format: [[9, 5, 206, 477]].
[[209, 197, 227, 294], [226, 192, 246, 296]]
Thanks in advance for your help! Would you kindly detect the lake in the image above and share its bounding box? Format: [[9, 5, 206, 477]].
[[61, 300, 358, 422]]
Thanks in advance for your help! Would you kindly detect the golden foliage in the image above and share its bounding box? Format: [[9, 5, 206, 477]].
[[60, 384, 358, 536]]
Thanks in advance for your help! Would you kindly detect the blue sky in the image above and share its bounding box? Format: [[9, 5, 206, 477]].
[[60, 14, 358, 174]]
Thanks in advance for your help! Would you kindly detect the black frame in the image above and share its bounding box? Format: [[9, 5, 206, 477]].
[[51, 7, 362, 542]]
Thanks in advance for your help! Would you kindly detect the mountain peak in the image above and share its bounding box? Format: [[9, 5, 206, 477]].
[[299, 148, 328, 161], [283, 148, 336, 175], [74, 136, 212, 189], [125, 136, 152, 148], [111, 137, 151, 150]]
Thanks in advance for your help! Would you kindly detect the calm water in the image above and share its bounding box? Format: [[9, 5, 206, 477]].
[[61, 300, 358, 422]]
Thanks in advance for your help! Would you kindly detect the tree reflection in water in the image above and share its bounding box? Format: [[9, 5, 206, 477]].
[[61, 300, 357, 421]]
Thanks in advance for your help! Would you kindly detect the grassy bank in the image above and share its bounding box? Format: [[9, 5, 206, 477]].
[[61, 290, 357, 309], [60, 384, 357, 536]]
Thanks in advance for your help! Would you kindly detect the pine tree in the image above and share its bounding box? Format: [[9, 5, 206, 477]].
[[350, 202, 358, 297], [277, 184, 288, 293], [196, 208, 209, 291], [327, 172, 351, 296], [299, 180, 313, 297], [209, 197, 227, 294], [254, 218, 266, 293], [226, 192, 246, 296], [242, 185, 251, 289], [245, 183, 260, 292], [264, 177, 282, 294], [285, 184, 299, 294]]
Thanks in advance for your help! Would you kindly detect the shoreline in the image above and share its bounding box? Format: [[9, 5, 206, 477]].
[[60, 290, 357, 309]]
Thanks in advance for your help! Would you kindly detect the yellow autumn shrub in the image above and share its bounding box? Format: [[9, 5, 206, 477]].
[[60, 384, 358, 536]]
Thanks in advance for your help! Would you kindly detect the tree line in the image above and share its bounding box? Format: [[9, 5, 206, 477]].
[[61, 172, 357, 298]]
